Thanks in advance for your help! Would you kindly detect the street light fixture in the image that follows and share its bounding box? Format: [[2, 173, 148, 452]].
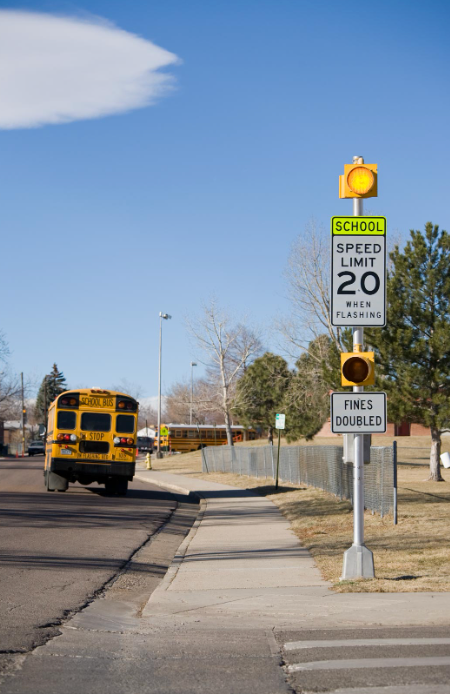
[[157, 312, 171, 458], [190, 362, 197, 425]]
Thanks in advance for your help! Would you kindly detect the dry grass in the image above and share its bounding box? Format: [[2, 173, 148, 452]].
[[150, 436, 450, 593]]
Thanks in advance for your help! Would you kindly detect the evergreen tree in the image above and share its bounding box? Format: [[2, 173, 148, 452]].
[[35, 364, 68, 423], [367, 223, 450, 481], [283, 335, 333, 441], [234, 353, 290, 443]]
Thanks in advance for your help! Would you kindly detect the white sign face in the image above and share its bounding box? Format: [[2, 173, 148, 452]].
[[331, 217, 386, 327], [275, 413, 285, 430], [330, 392, 387, 434]]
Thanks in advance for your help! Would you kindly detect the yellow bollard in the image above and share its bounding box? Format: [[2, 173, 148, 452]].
[[146, 452, 152, 470]]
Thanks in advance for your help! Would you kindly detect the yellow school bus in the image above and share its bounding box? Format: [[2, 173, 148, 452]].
[[166, 424, 256, 454], [44, 389, 138, 495]]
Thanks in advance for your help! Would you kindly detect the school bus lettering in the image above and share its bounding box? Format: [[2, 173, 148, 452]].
[[88, 432, 105, 441], [80, 396, 114, 408]]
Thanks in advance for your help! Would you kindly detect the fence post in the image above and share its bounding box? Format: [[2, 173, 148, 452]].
[[393, 440, 398, 525], [202, 445, 209, 473]]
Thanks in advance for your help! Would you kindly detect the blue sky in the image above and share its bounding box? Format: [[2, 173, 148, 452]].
[[2, 0, 449, 398]]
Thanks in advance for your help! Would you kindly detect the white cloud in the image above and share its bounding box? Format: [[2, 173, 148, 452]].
[[0, 10, 179, 129]]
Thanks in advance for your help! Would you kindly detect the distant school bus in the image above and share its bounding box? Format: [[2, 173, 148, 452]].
[[44, 389, 138, 495], [165, 424, 256, 454]]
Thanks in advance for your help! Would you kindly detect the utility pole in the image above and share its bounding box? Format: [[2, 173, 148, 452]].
[[190, 362, 197, 425], [157, 312, 171, 458], [21, 372, 25, 457], [43, 376, 48, 430]]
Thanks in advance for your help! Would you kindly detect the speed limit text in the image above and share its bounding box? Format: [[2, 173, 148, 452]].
[[336, 242, 382, 267]]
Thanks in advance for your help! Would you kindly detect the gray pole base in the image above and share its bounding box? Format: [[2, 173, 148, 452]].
[[341, 544, 375, 580]]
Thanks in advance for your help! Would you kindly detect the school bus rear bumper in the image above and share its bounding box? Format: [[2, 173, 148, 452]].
[[50, 457, 135, 479]]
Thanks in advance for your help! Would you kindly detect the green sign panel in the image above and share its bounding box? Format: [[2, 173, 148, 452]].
[[160, 426, 168, 436], [331, 216, 386, 235]]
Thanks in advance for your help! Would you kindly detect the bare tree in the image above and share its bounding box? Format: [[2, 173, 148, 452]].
[[165, 381, 192, 424], [187, 300, 262, 445], [280, 216, 401, 361], [0, 370, 22, 420], [279, 218, 345, 357], [137, 401, 158, 430], [0, 332, 10, 363], [112, 379, 144, 400]]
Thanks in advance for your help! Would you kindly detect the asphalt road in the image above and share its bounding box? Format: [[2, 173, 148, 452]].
[[0, 454, 197, 675]]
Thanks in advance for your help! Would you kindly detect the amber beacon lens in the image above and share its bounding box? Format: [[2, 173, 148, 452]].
[[347, 166, 374, 195], [342, 356, 370, 383]]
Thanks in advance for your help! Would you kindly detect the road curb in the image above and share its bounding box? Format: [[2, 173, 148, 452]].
[[134, 471, 194, 497], [154, 495, 207, 592], [134, 470, 208, 594]]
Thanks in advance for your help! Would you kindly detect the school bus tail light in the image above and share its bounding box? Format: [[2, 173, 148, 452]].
[[56, 433, 77, 443], [114, 436, 133, 446]]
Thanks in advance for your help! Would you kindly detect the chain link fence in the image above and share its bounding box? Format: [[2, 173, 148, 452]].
[[202, 444, 394, 517]]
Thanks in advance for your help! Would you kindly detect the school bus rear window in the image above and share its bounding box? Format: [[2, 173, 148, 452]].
[[81, 413, 111, 432], [57, 411, 76, 430], [116, 415, 135, 434]]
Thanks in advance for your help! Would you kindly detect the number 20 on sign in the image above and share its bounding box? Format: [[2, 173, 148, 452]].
[[331, 216, 386, 327]]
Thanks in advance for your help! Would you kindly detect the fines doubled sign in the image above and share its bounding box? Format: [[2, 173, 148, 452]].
[[331, 216, 386, 327], [330, 392, 387, 434]]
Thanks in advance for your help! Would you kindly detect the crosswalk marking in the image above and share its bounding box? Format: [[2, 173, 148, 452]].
[[285, 656, 450, 672], [284, 637, 450, 650]]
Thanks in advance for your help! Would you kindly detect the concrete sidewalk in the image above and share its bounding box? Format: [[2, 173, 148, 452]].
[[3, 466, 449, 694], [135, 467, 450, 630]]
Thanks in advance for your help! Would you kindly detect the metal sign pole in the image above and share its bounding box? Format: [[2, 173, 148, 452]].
[[275, 428, 281, 490], [341, 184, 375, 580], [393, 440, 398, 525]]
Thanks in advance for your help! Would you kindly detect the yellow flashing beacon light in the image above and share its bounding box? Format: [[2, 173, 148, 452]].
[[339, 159, 378, 199], [341, 351, 375, 386]]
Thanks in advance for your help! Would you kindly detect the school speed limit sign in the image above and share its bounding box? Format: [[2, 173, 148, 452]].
[[331, 216, 386, 327]]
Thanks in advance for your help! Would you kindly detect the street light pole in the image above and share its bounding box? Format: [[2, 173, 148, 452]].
[[190, 362, 197, 425], [21, 372, 25, 458], [157, 312, 171, 459]]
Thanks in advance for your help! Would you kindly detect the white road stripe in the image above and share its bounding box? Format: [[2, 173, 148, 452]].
[[286, 656, 450, 672], [284, 637, 450, 650]]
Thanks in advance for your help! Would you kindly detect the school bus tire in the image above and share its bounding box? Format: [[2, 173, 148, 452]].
[[105, 478, 128, 496], [45, 470, 69, 493], [115, 479, 128, 496]]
